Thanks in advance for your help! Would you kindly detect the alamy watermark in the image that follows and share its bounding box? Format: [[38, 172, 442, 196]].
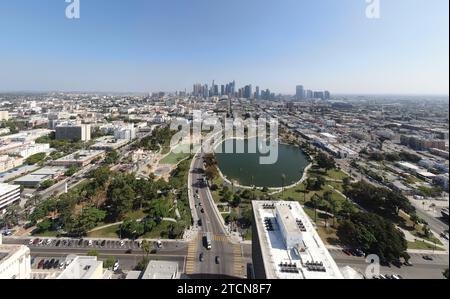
[[65, 0, 80, 19], [365, 0, 381, 19], [169, 113, 279, 165]]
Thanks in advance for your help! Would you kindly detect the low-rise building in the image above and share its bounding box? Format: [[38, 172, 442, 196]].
[[141, 260, 180, 279], [0, 155, 24, 173], [57, 256, 112, 279], [0, 183, 21, 213], [51, 150, 105, 167]]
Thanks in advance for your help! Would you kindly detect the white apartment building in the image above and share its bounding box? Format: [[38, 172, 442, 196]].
[[0, 243, 31, 279], [0, 183, 21, 212]]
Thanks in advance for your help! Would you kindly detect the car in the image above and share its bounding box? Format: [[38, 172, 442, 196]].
[[55, 240, 61, 246], [198, 202, 202, 207], [88, 240, 93, 247], [43, 260, 51, 269], [46, 239, 52, 246], [197, 219, 203, 226], [113, 261, 120, 272], [342, 249, 352, 256], [353, 249, 365, 257], [392, 274, 403, 280], [215, 256, 221, 264], [59, 261, 65, 270], [199, 253, 204, 262], [101, 240, 106, 247], [37, 259, 45, 269], [78, 239, 84, 246], [38, 239, 44, 246], [120, 240, 125, 247], [33, 238, 40, 245], [378, 274, 387, 279], [48, 259, 56, 268], [125, 249, 133, 254], [404, 261, 413, 266], [156, 240, 162, 248], [200, 208, 205, 214], [423, 255, 433, 261], [29, 239, 34, 245]]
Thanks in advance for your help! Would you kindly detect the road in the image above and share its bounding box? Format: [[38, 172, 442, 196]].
[[187, 153, 249, 278], [3, 236, 189, 272], [329, 249, 449, 279]]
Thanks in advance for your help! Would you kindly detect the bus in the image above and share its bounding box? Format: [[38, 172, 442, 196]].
[[204, 232, 212, 250]]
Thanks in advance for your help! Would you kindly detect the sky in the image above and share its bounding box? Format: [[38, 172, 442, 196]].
[[0, 0, 448, 95]]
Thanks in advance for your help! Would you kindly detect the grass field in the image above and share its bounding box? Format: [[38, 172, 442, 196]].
[[87, 224, 121, 238], [407, 241, 445, 251]]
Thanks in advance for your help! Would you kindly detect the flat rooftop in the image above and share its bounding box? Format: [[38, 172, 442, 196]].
[[252, 201, 343, 279]]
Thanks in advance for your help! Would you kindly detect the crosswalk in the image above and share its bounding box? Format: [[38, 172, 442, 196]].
[[185, 237, 198, 275], [233, 244, 246, 278], [212, 234, 228, 242]]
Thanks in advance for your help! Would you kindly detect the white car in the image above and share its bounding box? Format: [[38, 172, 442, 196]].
[[46, 239, 52, 245], [38, 239, 45, 245], [29, 239, 34, 245], [88, 240, 93, 246], [120, 241, 125, 247], [113, 262, 120, 272]]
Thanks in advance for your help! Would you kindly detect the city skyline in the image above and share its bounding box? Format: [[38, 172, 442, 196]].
[[0, 0, 448, 95]]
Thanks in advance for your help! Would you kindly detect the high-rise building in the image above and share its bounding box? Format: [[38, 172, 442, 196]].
[[324, 91, 331, 100], [55, 124, 91, 141], [306, 90, 313, 99], [255, 86, 260, 99], [244, 85, 253, 99], [296, 85, 305, 100]]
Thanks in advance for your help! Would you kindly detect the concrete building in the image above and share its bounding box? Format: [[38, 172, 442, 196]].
[[12, 142, 50, 159], [252, 201, 343, 279], [13, 167, 65, 188], [114, 124, 136, 141], [0, 183, 21, 213], [51, 150, 105, 167], [0, 111, 9, 121], [0, 155, 24, 173], [141, 260, 180, 279], [0, 243, 31, 279], [57, 256, 112, 279], [400, 135, 446, 151], [56, 124, 91, 141]]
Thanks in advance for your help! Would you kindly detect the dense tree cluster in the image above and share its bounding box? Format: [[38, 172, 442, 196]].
[[345, 181, 415, 218], [337, 212, 409, 265]]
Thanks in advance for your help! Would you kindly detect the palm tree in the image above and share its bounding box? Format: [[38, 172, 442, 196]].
[[310, 194, 321, 223], [141, 240, 151, 258]]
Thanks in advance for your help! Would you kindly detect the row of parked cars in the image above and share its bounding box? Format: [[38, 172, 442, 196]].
[[34, 258, 69, 270], [342, 248, 366, 257], [373, 274, 403, 280]]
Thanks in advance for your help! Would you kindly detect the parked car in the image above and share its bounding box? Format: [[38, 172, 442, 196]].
[[113, 261, 120, 272], [88, 240, 93, 247], [29, 239, 34, 245], [423, 255, 434, 261], [199, 253, 204, 262], [342, 249, 352, 256], [37, 259, 45, 269], [215, 256, 221, 264]]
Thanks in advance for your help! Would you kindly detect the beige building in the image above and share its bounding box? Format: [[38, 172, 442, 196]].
[[0, 111, 9, 121], [0, 242, 31, 279]]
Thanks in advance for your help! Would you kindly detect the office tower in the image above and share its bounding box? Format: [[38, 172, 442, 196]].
[[296, 85, 305, 100], [324, 90, 331, 100], [313, 91, 325, 100], [306, 90, 313, 99], [255, 86, 260, 99], [244, 85, 253, 99], [221, 85, 225, 96]]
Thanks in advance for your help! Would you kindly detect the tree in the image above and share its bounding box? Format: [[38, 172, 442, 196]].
[[104, 150, 119, 165], [36, 218, 52, 233], [90, 166, 111, 189], [104, 256, 116, 270], [120, 219, 145, 239], [410, 214, 421, 229], [314, 176, 326, 190], [64, 165, 78, 177], [25, 152, 47, 165], [337, 212, 408, 265], [87, 249, 99, 257], [141, 240, 151, 257], [106, 176, 136, 220], [71, 207, 106, 236], [40, 179, 56, 190], [317, 152, 336, 171]]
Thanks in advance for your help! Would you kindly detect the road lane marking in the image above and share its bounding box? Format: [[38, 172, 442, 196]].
[[233, 244, 246, 278], [185, 236, 198, 275]]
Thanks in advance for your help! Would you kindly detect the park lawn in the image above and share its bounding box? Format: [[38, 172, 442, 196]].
[[33, 230, 59, 237], [87, 224, 120, 238], [303, 206, 340, 245], [399, 211, 444, 246], [124, 209, 147, 220], [326, 169, 349, 181], [160, 151, 191, 165], [141, 221, 181, 239], [279, 184, 347, 206], [407, 241, 445, 251]]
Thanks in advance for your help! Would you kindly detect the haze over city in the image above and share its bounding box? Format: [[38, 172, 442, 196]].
[[0, 0, 448, 95]]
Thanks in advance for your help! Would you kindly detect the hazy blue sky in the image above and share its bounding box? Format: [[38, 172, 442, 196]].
[[0, 0, 448, 94]]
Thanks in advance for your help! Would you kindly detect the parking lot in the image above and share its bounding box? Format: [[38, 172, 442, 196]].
[[25, 238, 152, 251]]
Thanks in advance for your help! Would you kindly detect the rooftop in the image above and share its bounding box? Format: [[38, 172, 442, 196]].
[[252, 201, 343, 279]]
